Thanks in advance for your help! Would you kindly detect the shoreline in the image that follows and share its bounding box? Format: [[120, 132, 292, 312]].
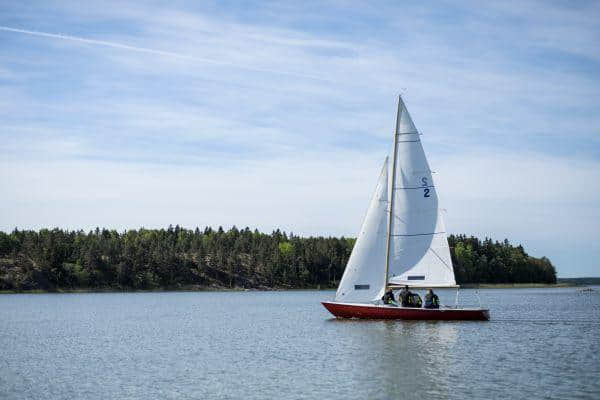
[[0, 285, 337, 294], [1, 282, 591, 294]]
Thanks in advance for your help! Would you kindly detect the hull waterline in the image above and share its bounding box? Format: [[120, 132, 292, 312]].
[[322, 301, 490, 321]]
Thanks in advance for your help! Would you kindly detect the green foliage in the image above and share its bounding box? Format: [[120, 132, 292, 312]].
[[0, 227, 556, 290], [278, 242, 294, 258], [0, 226, 353, 290], [448, 234, 557, 284]]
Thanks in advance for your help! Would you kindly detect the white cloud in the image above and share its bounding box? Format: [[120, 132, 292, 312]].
[[0, 151, 383, 235], [436, 150, 600, 238], [435, 150, 600, 276]]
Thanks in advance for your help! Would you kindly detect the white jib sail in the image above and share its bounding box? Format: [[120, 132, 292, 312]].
[[335, 157, 389, 302], [387, 97, 456, 288]]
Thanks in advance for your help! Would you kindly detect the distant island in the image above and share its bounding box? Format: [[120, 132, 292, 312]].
[[556, 277, 600, 286], [0, 226, 557, 292]]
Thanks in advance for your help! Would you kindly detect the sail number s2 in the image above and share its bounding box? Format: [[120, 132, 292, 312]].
[[421, 177, 430, 198]]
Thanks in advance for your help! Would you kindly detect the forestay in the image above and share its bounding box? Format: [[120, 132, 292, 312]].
[[387, 97, 456, 288], [335, 158, 389, 302]]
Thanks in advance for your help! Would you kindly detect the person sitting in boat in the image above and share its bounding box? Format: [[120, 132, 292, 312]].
[[398, 285, 411, 307], [381, 289, 396, 305], [424, 289, 440, 309], [407, 292, 422, 308]]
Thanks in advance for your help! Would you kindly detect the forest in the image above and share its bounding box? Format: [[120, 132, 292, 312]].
[[0, 226, 556, 291]]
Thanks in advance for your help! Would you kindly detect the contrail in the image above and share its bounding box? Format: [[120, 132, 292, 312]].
[[0, 26, 329, 82]]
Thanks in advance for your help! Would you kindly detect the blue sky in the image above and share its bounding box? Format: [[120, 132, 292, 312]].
[[1, 0, 599, 277]]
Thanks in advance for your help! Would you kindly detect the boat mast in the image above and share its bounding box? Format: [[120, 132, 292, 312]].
[[384, 95, 402, 291]]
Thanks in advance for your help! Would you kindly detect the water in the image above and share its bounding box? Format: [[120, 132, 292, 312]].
[[1, 288, 599, 399]]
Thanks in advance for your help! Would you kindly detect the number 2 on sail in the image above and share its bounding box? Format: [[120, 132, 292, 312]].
[[421, 177, 430, 197]]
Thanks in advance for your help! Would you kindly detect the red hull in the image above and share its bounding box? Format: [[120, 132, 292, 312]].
[[322, 301, 490, 321]]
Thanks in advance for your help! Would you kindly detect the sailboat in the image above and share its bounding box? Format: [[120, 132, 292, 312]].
[[322, 96, 490, 320]]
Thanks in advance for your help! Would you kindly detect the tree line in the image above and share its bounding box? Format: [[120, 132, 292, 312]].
[[0, 227, 556, 291], [449, 234, 556, 284]]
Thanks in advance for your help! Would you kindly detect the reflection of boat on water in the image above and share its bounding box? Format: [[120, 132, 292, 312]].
[[322, 96, 489, 321]]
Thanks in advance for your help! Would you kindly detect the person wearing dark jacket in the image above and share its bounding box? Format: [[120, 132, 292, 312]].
[[382, 289, 396, 305], [398, 285, 411, 307], [408, 292, 422, 307], [424, 289, 440, 309]]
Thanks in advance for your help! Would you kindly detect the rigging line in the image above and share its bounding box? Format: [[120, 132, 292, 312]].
[[393, 208, 441, 216], [393, 186, 435, 190], [390, 231, 446, 237], [392, 213, 407, 225], [429, 248, 454, 272]]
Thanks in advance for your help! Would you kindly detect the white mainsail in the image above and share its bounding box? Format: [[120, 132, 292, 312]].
[[335, 157, 389, 302], [335, 96, 456, 304], [387, 96, 456, 288]]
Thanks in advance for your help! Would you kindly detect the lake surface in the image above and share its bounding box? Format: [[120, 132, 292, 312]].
[[1, 288, 599, 399]]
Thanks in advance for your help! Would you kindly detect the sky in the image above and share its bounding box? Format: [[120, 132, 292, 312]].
[[0, 0, 599, 277]]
